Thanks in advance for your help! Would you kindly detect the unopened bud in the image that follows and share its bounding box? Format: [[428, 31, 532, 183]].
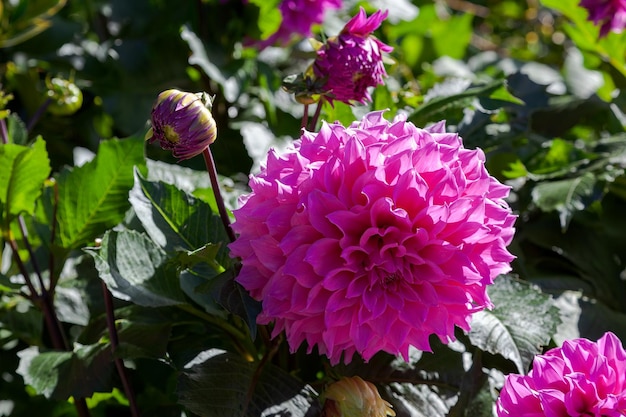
[[146, 89, 217, 161], [322, 376, 395, 417]]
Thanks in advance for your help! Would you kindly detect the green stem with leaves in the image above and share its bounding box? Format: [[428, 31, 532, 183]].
[[1, 117, 91, 417]]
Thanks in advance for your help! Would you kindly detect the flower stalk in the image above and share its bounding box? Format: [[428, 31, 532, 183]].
[[202, 147, 236, 243]]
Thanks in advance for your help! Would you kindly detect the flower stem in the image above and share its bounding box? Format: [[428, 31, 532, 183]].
[[102, 281, 141, 417], [301, 104, 309, 130], [0, 118, 9, 144], [26, 98, 52, 133], [308, 101, 323, 131], [201, 147, 237, 243]]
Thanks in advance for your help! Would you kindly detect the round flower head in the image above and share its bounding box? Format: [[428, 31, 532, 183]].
[[146, 89, 217, 161], [255, 0, 342, 49], [322, 376, 395, 417], [579, 0, 626, 37], [497, 331, 626, 416], [313, 8, 393, 105], [229, 111, 516, 365]]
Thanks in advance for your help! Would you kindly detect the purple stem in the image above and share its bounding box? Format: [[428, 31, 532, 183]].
[[202, 147, 237, 243]]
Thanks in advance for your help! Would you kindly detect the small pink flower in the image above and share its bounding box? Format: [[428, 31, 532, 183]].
[[313, 8, 393, 105], [579, 0, 626, 37], [229, 111, 516, 365], [497, 332, 626, 417], [256, 0, 342, 49]]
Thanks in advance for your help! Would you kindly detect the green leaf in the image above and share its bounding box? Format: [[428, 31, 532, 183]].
[[18, 343, 113, 400], [129, 171, 230, 269], [6, 113, 29, 145], [407, 80, 505, 127], [54, 135, 145, 250], [194, 268, 261, 338], [177, 350, 317, 417], [180, 25, 240, 102], [85, 229, 187, 307], [248, 0, 281, 40], [469, 275, 561, 373], [0, 0, 67, 48], [0, 298, 43, 346], [488, 84, 525, 106], [431, 12, 474, 60], [0, 137, 51, 219], [531, 172, 599, 230], [115, 317, 173, 360]]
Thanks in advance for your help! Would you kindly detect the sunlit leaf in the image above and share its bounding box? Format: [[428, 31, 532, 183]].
[[18, 343, 113, 400], [469, 275, 560, 373], [0, 137, 50, 219], [129, 171, 229, 263], [177, 350, 317, 417], [54, 135, 145, 250], [86, 229, 187, 307], [531, 172, 599, 230]]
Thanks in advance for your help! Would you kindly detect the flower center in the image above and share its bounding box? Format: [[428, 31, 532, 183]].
[[382, 271, 403, 287], [163, 125, 180, 143]]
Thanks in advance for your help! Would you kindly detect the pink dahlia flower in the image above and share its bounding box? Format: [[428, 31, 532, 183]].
[[229, 111, 516, 365], [579, 0, 626, 37], [256, 0, 342, 49], [313, 8, 393, 105], [496, 332, 626, 417]]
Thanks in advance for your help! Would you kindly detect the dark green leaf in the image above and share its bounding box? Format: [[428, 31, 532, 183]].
[[177, 350, 316, 417], [469, 275, 560, 373], [194, 268, 261, 338], [0, 298, 43, 346], [408, 80, 505, 127], [129, 171, 231, 268], [18, 343, 113, 400], [531, 172, 599, 230], [85, 229, 187, 307], [180, 25, 240, 102], [54, 135, 145, 249], [6, 113, 29, 145], [115, 317, 173, 360]]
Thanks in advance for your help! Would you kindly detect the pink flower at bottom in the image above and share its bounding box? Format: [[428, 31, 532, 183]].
[[496, 332, 626, 417], [579, 0, 626, 37], [229, 111, 516, 365]]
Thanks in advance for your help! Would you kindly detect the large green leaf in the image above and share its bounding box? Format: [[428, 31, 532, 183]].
[[54, 135, 145, 250], [0, 137, 51, 219], [531, 172, 599, 230], [18, 343, 113, 400], [129, 171, 231, 268], [177, 350, 317, 417], [86, 229, 187, 307], [469, 275, 560, 373], [407, 80, 505, 127]]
